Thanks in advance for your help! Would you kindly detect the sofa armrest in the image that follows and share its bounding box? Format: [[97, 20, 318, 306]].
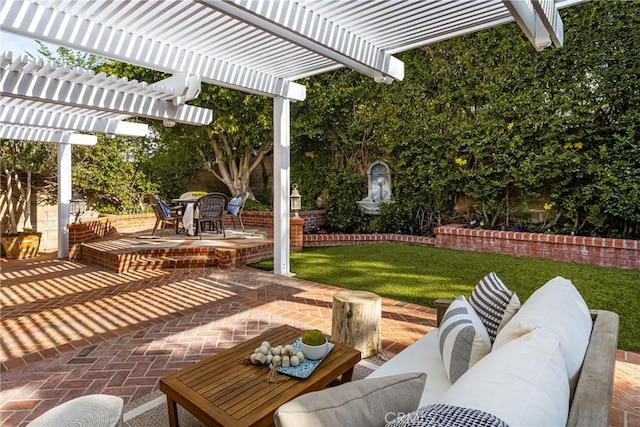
[[567, 309, 619, 427], [434, 298, 454, 327]]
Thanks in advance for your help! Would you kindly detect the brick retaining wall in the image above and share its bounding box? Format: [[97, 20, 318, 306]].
[[433, 224, 639, 269], [68, 213, 156, 260], [68, 211, 638, 269], [303, 233, 436, 247], [223, 210, 326, 237]]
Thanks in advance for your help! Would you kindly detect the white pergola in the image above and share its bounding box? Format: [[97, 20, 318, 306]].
[[0, 50, 213, 257], [0, 0, 582, 273]]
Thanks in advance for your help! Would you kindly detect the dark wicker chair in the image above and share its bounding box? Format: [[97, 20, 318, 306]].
[[226, 192, 249, 232], [195, 193, 227, 239], [148, 194, 182, 235]]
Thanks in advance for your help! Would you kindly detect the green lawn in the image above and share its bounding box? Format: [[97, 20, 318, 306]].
[[251, 243, 640, 352]]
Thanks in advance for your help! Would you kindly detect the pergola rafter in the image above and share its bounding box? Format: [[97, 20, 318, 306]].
[[0, 125, 96, 145], [0, 53, 212, 127], [0, 102, 148, 137]]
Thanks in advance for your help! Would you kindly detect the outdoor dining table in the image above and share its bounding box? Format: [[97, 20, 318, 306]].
[[171, 198, 197, 236]]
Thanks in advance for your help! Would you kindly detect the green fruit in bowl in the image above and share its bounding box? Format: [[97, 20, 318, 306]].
[[301, 329, 326, 346]]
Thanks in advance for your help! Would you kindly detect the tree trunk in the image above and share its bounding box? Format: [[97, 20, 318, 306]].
[[200, 129, 270, 198], [22, 170, 33, 230], [6, 170, 17, 233]]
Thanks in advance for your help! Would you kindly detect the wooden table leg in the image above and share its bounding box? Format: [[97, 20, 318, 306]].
[[330, 366, 355, 386], [166, 396, 180, 427], [341, 366, 355, 383]]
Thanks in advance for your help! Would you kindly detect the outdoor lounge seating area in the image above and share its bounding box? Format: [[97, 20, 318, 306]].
[[275, 275, 619, 426], [1, 252, 638, 427]]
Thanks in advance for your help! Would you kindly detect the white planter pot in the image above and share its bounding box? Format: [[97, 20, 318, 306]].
[[300, 341, 328, 360]]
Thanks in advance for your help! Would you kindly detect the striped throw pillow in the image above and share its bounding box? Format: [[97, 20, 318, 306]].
[[438, 296, 491, 384], [469, 272, 520, 343]]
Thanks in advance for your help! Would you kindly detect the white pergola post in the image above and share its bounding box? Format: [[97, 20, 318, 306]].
[[273, 96, 291, 275], [57, 142, 72, 258]]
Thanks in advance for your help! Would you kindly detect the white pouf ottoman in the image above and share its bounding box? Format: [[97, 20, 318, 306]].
[[28, 394, 124, 427]]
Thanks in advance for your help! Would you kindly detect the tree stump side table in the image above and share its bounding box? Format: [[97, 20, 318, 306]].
[[331, 290, 382, 358]]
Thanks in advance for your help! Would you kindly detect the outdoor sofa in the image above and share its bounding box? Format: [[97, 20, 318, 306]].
[[275, 275, 619, 427]]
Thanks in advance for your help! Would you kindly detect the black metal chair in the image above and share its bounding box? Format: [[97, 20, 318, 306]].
[[194, 193, 227, 239], [148, 194, 182, 235], [226, 192, 249, 232]]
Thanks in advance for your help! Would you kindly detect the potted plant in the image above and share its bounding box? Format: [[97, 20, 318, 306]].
[[1, 140, 51, 259], [300, 329, 328, 360]]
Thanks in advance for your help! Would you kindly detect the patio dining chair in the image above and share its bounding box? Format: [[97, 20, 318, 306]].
[[195, 193, 227, 239], [226, 192, 249, 232], [148, 194, 182, 235]]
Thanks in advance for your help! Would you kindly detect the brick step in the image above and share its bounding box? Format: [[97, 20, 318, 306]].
[[128, 254, 218, 271], [79, 236, 274, 273]]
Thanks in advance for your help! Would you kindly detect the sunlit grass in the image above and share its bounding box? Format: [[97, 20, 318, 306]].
[[251, 243, 640, 352]]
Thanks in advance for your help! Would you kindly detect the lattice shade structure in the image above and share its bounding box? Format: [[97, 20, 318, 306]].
[[0, 0, 584, 270]]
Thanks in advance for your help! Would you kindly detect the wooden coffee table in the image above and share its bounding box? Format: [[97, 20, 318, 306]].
[[159, 325, 361, 427]]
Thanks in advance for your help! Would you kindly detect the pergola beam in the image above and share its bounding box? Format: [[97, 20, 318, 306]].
[[0, 105, 149, 137], [0, 125, 97, 145], [503, 0, 563, 50], [1, 63, 212, 126], [201, 0, 404, 84]]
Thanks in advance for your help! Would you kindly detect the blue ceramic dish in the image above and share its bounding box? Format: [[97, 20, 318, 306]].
[[273, 337, 335, 378]]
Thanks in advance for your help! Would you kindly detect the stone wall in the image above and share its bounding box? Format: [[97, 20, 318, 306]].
[[33, 201, 58, 253]]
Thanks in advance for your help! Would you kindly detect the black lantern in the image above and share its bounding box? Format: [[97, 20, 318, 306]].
[[290, 184, 302, 218], [69, 191, 86, 224]]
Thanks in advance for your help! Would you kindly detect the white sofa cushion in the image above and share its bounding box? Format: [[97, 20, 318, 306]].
[[438, 296, 491, 383], [439, 328, 570, 427], [492, 276, 592, 393], [274, 372, 426, 427], [367, 330, 451, 406], [469, 272, 520, 342]]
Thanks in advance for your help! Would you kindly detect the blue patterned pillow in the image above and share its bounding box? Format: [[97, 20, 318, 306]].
[[158, 200, 171, 219], [227, 197, 241, 215]]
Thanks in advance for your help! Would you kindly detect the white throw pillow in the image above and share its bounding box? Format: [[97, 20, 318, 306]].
[[437, 296, 491, 384], [274, 372, 426, 427], [468, 272, 520, 342], [493, 276, 592, 393], [439, 328, 570, 427]]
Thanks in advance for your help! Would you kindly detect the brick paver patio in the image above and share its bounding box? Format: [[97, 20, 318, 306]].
[[1, 251, 638, 426]]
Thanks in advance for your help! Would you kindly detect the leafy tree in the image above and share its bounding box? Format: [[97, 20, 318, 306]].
[[103, 58, 275, 199], [1, 140, 56, 233], [72, 136, 156, 213], [197, 88, 273, 197]]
